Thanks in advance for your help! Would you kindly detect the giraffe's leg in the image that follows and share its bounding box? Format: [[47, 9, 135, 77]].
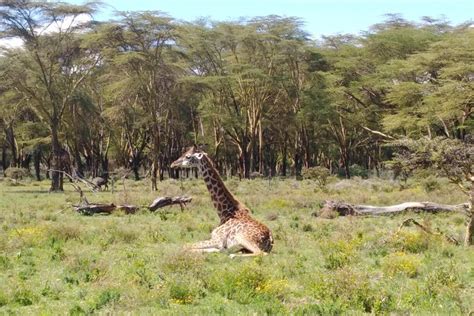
[[193, 247, 221, 253], [229, 252, 268, 258], [228, 236, 267, 258], [185, 239, 221, 253]]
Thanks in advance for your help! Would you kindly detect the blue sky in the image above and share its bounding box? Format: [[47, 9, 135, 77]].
[[70, 0, 472, 38]]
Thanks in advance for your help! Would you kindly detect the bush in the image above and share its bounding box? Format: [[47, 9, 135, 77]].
[[391, 231, 430, 253], [13, 288, 37, 306], [0, 293, 8, 307], [349, 164, 369, 178], [168, 279, 204, 305], [302, 166, 330, 187], [311, 268, 393, 313], [382, 252, 421, 278], [5, 167, 29, 182], [208, 263, 287, 304], [420, 176, 441, 192], [89, 289, 121, 312], [424, 264, 461, 298], [321, 239, 358, 270]]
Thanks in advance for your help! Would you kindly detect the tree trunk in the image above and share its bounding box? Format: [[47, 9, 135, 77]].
[[6, 126, 18, 167], [151, 159, 158, 191], [73, 141, 84, 178], [50, 123, 64, 191], [281, 143, 287, 177], [341, 146, 351, 179], [466, 211, 474, 246], [258, 120, 264, 174], [20, 153, 31, 170], [465, 185, 474, 246], [101, 154, 109, 179], [150, 127, 161, 190], [33, 149, 41, 181], [2, 143, 8, 175], [132, 156, 140, 181]]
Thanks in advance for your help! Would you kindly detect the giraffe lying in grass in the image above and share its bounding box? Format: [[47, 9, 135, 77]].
[[171, 146, 273, 258]]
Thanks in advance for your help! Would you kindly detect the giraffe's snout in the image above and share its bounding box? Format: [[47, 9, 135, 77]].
[[170, 158, 183, 168], [171, 157, 191, 169]]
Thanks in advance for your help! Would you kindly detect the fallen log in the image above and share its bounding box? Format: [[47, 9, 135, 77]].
[[317, 200, 469, 218], [74, 203, 139, 215], [149, 196, 192, 211], [74, 203, 117, 216], [116, 204, 139, 214], [73, 196, 192, 216]]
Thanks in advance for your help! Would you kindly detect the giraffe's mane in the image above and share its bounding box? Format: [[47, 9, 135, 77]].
[[201, 153, 245, 210]]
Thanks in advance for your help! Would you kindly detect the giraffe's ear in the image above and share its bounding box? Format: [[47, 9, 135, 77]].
[[195, 153, 204, 159]]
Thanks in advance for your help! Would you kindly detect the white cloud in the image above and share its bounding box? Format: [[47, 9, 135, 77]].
[[0, 37, 24, 50], [40, 13, 91, 35], [0, 13, 91, 51]]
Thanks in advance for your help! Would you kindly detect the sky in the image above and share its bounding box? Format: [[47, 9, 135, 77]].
[[66, 0, 474, 38]]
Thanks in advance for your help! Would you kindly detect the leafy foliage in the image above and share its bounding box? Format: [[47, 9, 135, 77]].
[[302, 166, 330, 187]]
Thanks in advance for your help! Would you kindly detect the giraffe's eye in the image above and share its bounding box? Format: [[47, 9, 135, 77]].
[[185, 155, 191, 159]]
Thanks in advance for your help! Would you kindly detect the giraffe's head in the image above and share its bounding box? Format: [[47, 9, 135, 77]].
[[170, 145, 205, 169]]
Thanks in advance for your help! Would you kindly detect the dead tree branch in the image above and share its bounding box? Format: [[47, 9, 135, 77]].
[[149, 196, 193, 211], [396, 218, 459, 245]]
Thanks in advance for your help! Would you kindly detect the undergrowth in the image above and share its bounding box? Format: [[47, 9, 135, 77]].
[[0, 177, 472, 314]]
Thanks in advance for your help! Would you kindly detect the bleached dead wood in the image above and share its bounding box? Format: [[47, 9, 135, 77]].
[[318, 200, 469, 218], [148, 196, 193, 211]]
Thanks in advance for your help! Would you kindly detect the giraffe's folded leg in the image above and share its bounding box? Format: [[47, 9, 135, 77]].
[[191, 247, 221, 253], [229, 252, 268, 259], [185, 239, 221, 253], [228, 236, 267, 258]]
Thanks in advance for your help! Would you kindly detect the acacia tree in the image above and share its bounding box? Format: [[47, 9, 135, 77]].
[[181, 17, 311, 178], [0, 0, 101, 191], [97, 12, 180, 189]]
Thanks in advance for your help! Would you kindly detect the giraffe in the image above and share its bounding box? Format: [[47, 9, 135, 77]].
[[171, 146, 273, 258]]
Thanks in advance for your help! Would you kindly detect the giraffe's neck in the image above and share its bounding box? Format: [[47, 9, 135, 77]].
[[199, 155, 242, 224]]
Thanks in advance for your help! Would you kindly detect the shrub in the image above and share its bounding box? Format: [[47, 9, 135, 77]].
[[349, 164, 369, 178], [208, 263, 287, 304], [420, 176, 441, 192], [424, 264, 461, 298], [302, 166, 331, 187], [311, 268, 392, 313], [5, 167, 29, 181], [382, 252, 421, 278], [131, 259, 156, 289], [0, 293, 8, 307], [162, 251, 204, 274], [391, 231, 430, 253], [69, 305, 86, 315], [168, 279, 204, 305], [48, 224, 81, 241], [13, 288, 37, 306], [9, 225, 48, 246], [89, 289, 121, 312], [321, 239, 357, 270]]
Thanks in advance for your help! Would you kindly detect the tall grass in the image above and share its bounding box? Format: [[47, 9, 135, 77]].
[[0, 176, 472, 314]]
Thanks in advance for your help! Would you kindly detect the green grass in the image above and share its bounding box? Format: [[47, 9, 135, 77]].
[[0, 176, 473, 314]]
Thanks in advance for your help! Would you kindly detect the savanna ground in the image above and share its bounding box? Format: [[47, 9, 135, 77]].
[[0, 175, 473, 315]]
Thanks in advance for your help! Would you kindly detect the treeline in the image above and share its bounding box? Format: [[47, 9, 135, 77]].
[[0, 1, 473, 191]]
